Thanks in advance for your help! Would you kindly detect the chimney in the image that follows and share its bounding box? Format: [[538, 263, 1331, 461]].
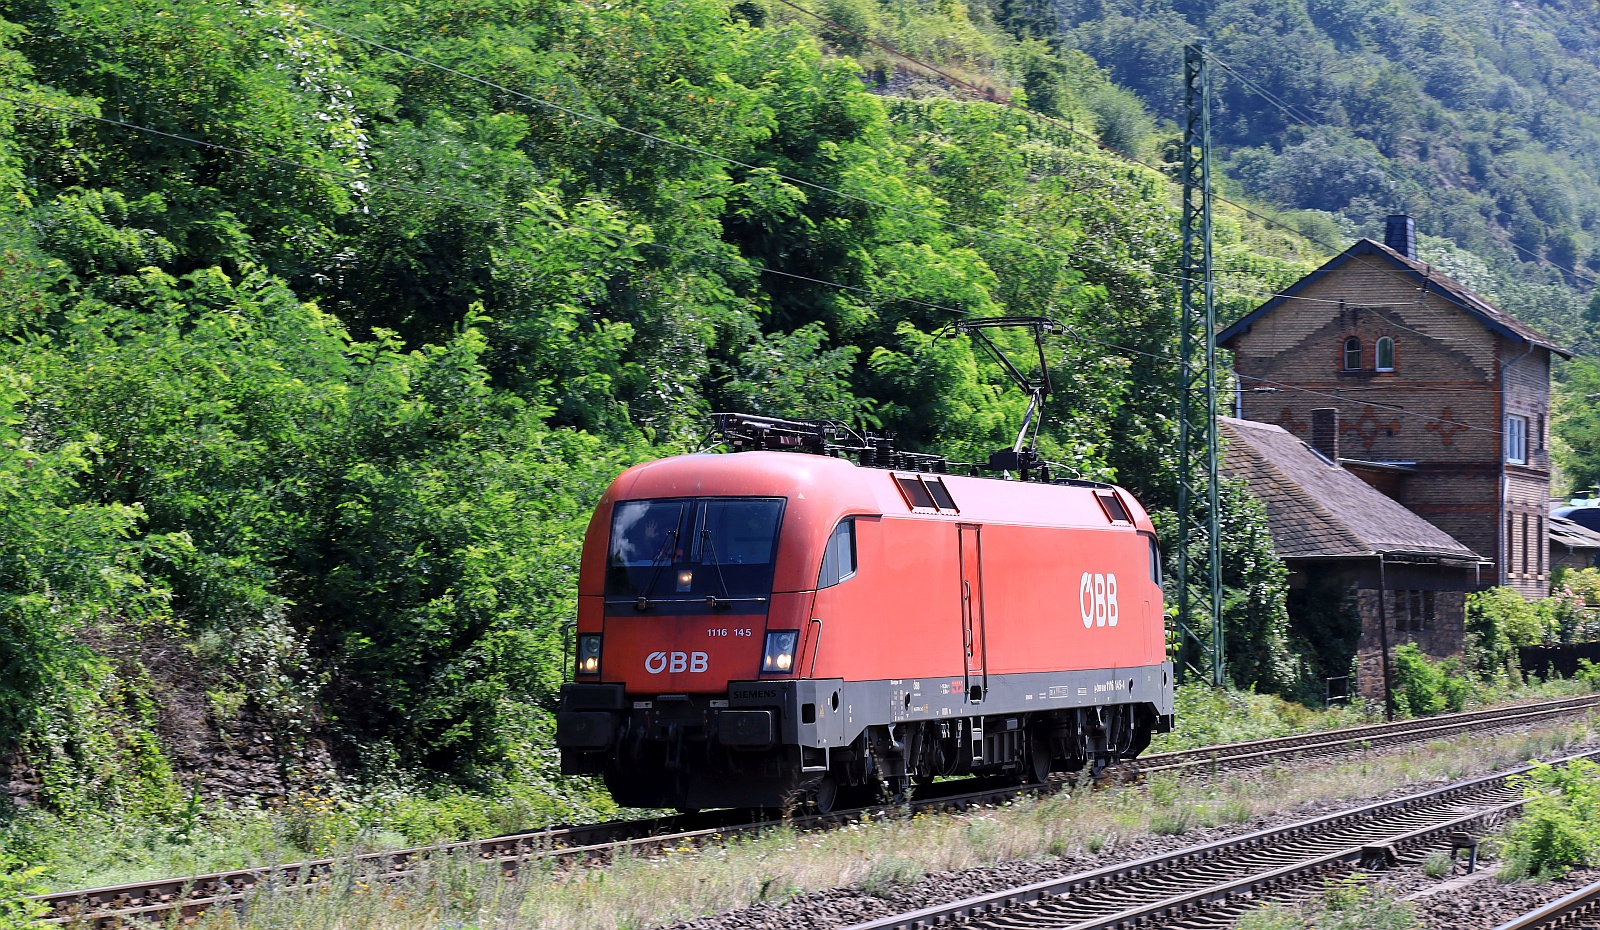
[[1384, 214, 1417, 260], [1310, 408, 1340, 461]]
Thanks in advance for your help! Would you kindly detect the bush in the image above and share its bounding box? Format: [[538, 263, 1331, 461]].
[[1149, 682, 1377, 753], [1467, 587, 1541, 679], [0, 856, 46, 930], [1391, 644, 1447, 718], [1501, 759, 1600, 878]]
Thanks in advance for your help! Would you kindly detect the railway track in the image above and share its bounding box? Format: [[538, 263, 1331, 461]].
[[34, 692, 1600, 927], [842, 750, 1600, 930], [1491, 876, 1600, 930]]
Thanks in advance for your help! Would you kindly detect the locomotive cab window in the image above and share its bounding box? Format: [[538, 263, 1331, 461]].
[[606, 497, 784, 604], [817, 519, 857, 589], [1144, 534, 1162, 585]]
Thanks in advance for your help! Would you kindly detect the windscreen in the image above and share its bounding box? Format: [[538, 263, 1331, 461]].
[[606, 497, 784, 603]]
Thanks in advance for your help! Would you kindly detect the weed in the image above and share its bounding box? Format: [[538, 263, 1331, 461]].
[[1218, 797, 1254, 823], [1421, 851, 1453, 878], [857, 856, 925, 898], [0, 856, 47, 930], [1239, 875, 1419, 929], [1085, 833, 1107, 854], [1148, 806, 1198, 835]]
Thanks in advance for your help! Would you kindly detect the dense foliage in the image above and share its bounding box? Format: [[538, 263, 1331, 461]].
[[1035, 0, 1600, 351], [6, 0, 1590, 841], [0, 0, 1332, 821]]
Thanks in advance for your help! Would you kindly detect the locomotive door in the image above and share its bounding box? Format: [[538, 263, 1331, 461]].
[[958, 524, 988, 701]]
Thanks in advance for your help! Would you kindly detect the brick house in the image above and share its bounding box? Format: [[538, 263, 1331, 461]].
[[1218, 216, 1571, 600], [1219, 417, 1486, 704]]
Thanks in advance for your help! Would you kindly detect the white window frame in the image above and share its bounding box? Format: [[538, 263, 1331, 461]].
[[1506, 414, 1528, 465], [1375, 336, 1394, 371]]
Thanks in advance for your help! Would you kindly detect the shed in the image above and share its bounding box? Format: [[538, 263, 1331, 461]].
[[1220, 417, 1488, 707]]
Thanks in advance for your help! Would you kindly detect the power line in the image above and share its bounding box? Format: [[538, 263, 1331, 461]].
[[0, 92, 986, 323], [1106, 0, 1597, 289], [774, 0, 1524, 347], [293, 13, 1125, 285], [303, 11, 1380, 328]]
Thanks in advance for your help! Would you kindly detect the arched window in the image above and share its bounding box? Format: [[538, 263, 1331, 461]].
[[1343, 337, 1362, 370], [1376, 336, 1395, 371]]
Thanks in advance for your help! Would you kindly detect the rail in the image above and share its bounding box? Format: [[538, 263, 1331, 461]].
[[1491, 876, 1600, 930], [34, 691, 1600, 926], [842, 749, 1600, 930]]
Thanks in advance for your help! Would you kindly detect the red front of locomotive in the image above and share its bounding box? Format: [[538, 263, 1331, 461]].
[[555, 451, 1174, 812]]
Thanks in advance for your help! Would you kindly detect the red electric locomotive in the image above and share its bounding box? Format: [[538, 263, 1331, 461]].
[[556, 414, 1176, 811]]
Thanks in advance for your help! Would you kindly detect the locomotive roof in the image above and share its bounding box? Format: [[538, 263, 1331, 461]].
[[608, 451, 1152, 532], [581, 451, 1154, 597]]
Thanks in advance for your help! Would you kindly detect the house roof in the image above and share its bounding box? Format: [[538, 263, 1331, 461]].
[[1217, 238, 1572, 359], [1219, 416, 1485, 562], [1550, 515, 1600, 553]]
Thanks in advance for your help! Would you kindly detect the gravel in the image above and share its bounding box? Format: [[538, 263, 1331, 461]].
[[1363, 856, 1600, 928], [657, 782, 1515, 929], [656, 729, 1600, 930]]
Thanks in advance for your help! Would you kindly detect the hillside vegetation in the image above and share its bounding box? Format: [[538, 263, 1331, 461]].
[[1037, 0, 1600, 350], [0, 0, 1591, 875]]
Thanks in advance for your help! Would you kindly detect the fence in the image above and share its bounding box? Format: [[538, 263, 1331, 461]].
[[1517, 642, 1600, 680]]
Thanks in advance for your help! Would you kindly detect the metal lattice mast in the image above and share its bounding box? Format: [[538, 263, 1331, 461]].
[[1176, 43, 1225, 687]]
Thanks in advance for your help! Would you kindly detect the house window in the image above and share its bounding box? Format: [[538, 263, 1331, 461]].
[[1538, 516, 1545, 576], [1522, 513, 1530, 575], [1506, 415, 1527, 465], [1376, 337, 1394, 371], [1391, 590, 1434, 633], [1343, 337, 1362, 370]]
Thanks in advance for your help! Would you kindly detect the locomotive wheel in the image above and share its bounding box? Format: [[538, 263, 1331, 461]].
[[1028, 742, 1052, 785], [810, 775, 840, 814]]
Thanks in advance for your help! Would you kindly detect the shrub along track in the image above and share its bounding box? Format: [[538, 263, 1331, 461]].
[[35, 692, 1600, 927], [839, 751, 1600, 930]]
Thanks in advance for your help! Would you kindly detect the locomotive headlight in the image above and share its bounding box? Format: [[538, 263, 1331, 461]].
[[577, 634, 602, 676], [761, 630, 799, 674], [676, 569, 693, 592]]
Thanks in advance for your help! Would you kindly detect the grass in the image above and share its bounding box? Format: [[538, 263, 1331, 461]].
[[1148, 674, 1596, 754], [2, 772, 635, 892], [181, 715, 1600, 930], [11, 677, 1594, 896], [1237, 874, 1419, 930]]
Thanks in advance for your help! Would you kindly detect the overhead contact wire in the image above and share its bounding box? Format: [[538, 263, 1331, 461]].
[[0, 93, 982, 322]]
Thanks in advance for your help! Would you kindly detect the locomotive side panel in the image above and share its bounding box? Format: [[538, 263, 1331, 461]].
[[805, 515, 966, 684], [979, 522, 1163, 677], [558, 451, 1176, 811]]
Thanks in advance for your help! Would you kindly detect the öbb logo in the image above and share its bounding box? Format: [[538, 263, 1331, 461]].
[[645, 651, 709, 674], [1079, 573, 1119, 629]]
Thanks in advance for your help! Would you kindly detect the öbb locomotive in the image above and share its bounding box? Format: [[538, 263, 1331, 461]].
[[556, 417, 1175, 811]]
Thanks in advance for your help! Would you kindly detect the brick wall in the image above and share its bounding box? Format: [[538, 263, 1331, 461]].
[[1226, 249, 1553, 598]]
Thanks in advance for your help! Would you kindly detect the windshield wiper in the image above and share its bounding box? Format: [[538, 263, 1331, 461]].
[[698, 528, 733, 609], [634, 529, 679, 611]]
